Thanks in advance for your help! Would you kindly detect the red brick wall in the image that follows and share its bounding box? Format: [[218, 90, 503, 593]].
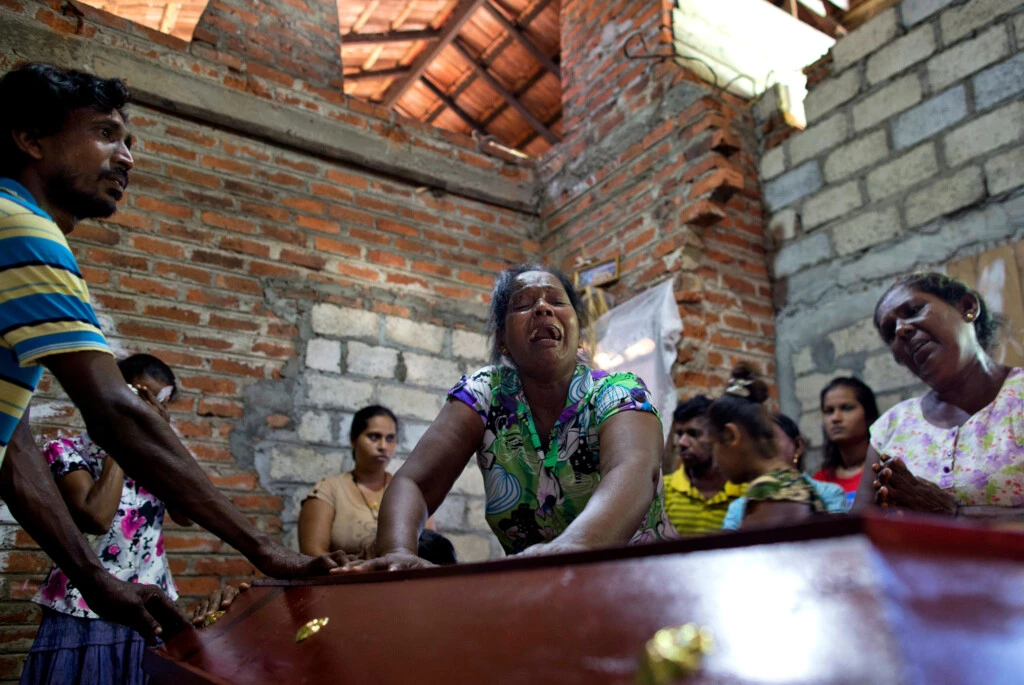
[[0, 103, 536, 677], [0, 0, 782, 677], [540, 0, 776, 398], [0, 1, 538, 676]]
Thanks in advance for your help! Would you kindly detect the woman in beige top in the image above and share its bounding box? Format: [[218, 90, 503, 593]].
[[299, 406, 433, 557]]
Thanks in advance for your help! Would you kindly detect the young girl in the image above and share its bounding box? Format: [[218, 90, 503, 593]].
[[813, 377, 879, 508], [709, 365, 846, 530], [22, 355, 189, 685]]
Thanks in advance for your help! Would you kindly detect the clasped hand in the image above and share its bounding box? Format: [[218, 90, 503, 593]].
[[872, 456, 958, 515]]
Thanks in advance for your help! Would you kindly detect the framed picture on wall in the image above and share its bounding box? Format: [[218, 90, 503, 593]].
[[575, 256, 620, 288]]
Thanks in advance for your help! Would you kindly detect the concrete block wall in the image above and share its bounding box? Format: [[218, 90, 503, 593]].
[[240, 296, 499, 562], [764, 0, 1024, 463], [540, 0, 777, 397]]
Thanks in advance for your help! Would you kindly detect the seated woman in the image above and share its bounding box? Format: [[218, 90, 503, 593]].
[[298, 406, 436, 559], [812, 377, 879, 508], [23, 354, 190, 685], [854, 272, 1024, 518], [347, 264, 675, 571], [710, 365, 847, 531]]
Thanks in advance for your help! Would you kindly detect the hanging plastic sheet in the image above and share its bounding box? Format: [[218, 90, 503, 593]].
[[591, 279, 682, 441]]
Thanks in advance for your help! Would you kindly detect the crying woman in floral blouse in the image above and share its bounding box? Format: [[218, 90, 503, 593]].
[[23, 354, 192, 685], [344, 265, 678, 574]]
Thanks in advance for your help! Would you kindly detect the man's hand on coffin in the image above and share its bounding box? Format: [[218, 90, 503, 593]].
[[335, 549, 435, 573], [873, 457, 958, 515], [186, 582, 250, 626], [82, 574, 193, 644]]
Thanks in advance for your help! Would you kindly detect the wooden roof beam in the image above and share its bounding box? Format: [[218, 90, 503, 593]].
[[517, 112, 562, 150], [769, 0, 847, 37], [342, 29, 441, 44], [482, 0, 560, 81], [451, 38, 559, 145], [423, 0, 556, 124], [380, 0, 490, 108], [478, 68, 547, 128], [843, 0, 901, 31], [344, 66, 411, 81], [420, 76, 486, 134]]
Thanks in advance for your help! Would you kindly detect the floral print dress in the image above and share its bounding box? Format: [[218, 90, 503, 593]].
[[32, 433, 177, 619], [449, 364, 678, 555], [870, 367, 1024, 508]]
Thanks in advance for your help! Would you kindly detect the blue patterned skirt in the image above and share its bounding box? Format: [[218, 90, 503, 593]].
[[20, 607, 149, 685]]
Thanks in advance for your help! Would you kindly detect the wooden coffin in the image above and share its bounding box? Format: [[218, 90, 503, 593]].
[[144, 513, 1024, 685]]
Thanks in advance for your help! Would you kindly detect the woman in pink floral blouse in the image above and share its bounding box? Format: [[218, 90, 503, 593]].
[[854, 272, 1024, 519], [23, 354, 192, 685]]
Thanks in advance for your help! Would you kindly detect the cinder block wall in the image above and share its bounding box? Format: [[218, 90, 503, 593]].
[[762, 0, 1024, 465]]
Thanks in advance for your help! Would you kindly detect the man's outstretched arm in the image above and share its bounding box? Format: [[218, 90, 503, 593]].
[[0, 409, 189, 642], [43, 350, 344, 577]]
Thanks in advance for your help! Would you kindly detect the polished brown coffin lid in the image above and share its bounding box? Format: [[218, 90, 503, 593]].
[[145, 513, 1024, 684]]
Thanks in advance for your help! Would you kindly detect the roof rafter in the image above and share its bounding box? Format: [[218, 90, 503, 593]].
[[423, 0, 557, 124], [478, 66, 547, 128], [482, 0, 560, 80], [380, 0, 490, 108], [420, 76, 486, 134], [451, 38, 558, 145], [344, 66, 411, 82], [765, 0, 847, 37], [342, 29, 441, 44]]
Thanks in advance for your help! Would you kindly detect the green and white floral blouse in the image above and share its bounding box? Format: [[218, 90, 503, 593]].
[[448, 363, 678, 555]]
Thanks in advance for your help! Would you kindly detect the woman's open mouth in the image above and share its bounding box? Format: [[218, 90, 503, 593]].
[[529, 324, 562, 345]]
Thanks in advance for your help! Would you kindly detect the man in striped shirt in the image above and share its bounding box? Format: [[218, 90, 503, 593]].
[[0, 63, 349, 641], [663, 395, 746, 535]]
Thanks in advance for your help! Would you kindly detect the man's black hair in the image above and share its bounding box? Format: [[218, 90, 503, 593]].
[[672, 395, 712, 425], [0, 63, 130, 176]]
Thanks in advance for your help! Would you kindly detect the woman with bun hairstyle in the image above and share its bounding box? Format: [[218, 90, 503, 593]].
[[708, 365, 848, 530]]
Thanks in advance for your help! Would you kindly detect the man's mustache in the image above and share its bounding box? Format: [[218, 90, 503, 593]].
[[101, 168, 130, 190]]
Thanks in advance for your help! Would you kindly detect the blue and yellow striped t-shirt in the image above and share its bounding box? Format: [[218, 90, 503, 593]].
[[0, 178, 112, 463]]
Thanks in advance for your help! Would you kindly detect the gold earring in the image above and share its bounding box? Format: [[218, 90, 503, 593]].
[[500, 347, 509, 355], [966, 311, 976, 321]]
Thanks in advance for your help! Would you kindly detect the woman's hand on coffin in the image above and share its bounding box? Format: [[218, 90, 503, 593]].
[[254, 541, 358, 578], [333, 549, 435, 573], [515, 539, 590, 558]]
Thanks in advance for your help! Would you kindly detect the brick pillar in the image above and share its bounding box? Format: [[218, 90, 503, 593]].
[[541, 0, 777, 398], [191, 0, 344, 93], [559, 0, 675, 149]]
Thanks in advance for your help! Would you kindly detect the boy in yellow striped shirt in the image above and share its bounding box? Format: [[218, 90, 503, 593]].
[[663, 395, 746, 535]]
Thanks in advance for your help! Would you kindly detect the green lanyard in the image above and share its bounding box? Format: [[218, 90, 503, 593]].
[[519, 404, 560, 469]]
